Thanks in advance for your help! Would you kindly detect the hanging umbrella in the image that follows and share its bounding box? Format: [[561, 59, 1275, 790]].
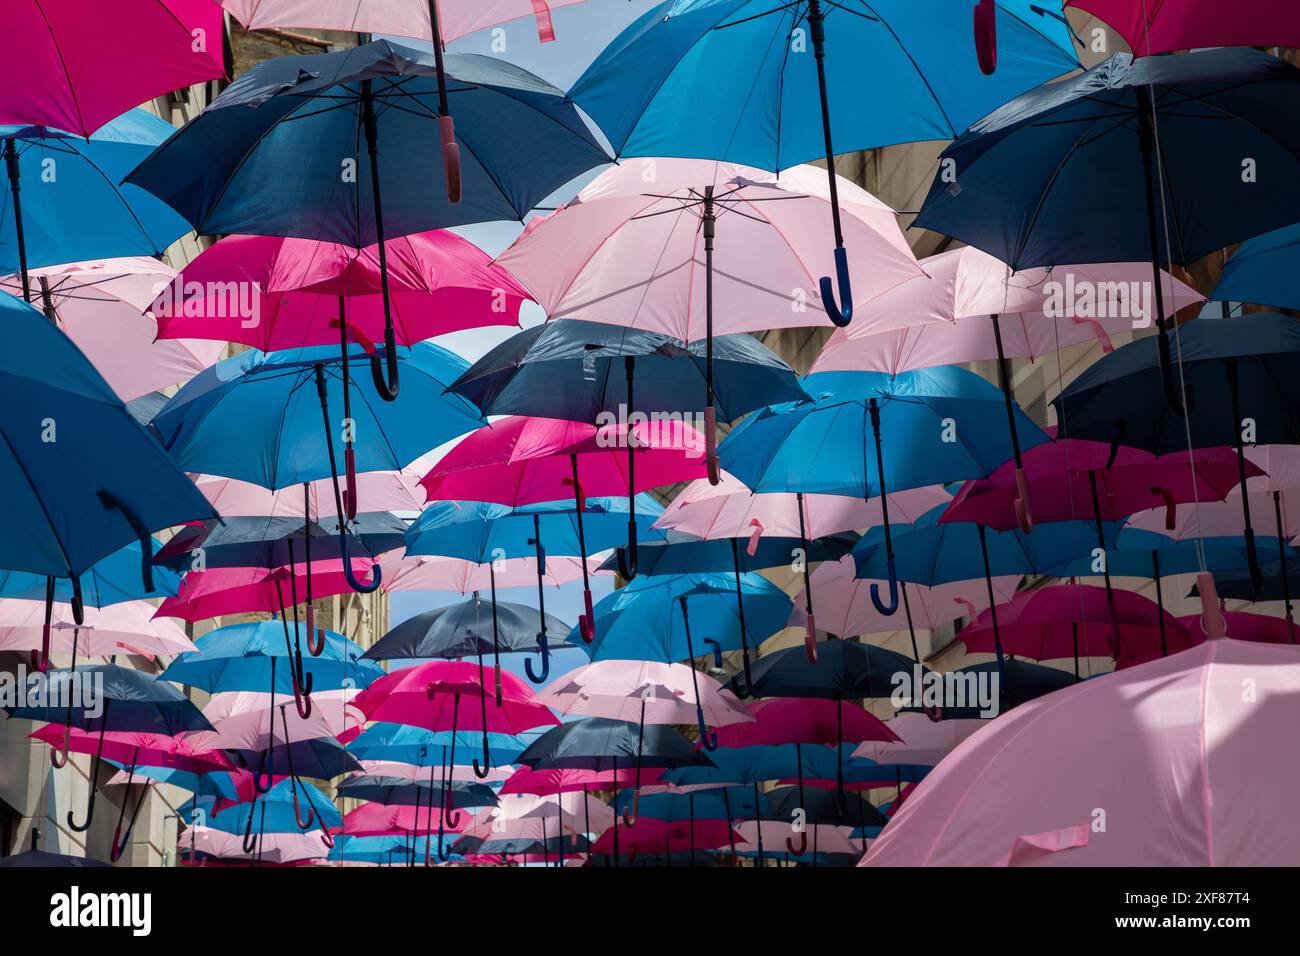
[[0, 539, 179, 609], [959, 583, 1197, 675], [1, 258, 224, 402], [196, 468, 428, 522], [6, 665, 211, 843], [1176, 611, 1295, 647], [499, 765, 658, 797], [182, 824, 330, 865], [865, 639, 1300, 865], [153, 514, 406, 573], [155, 559, 381, 623], [346, 724, 528, 769], [421, 414, 705, 627], [364, 598, 570, 662], [0, 833, 110, 868], [127, 39, 609, 399], [182, 779, 341, 836], [0, 112, 191, 300], [1212, 223, 1300, 314], [721, 367, 1049, 635], [0, 598, 195, 670], [152, 343, 482, 591], [1054, 312, 1300, 598], [381, 552, 599, 595], [496, 157, 922, 465], [332, 802, 468, 839], [853, 712, 985, 767], [569, 0, 1076, 325], [1064, 0, 1300, 54], [186, 690, 364, 755], [915, 49, 1300, 414], [0, 1, 225, 137], [0, 293, 216, 607]]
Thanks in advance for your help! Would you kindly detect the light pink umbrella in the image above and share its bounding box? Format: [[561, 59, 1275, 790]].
[[1245, 446, 1300, 491], [355, 760, 513, 785], [1177, 611, 1294, 647], [154, 560, 379, 623], [194, 468, 428, 520], [184, 825, 330, 864], [496, 158, 923, 479], [734, 819, 860, 857], [186, 690, 364, 754], [1123, 481, 1300, 542], [380, 552, 605, 594], [0, 1, 225, 137], [852, 712, 986, 767], [331, 802, 466, 838], [2, 259, 225, 401], [788, 555, 1021, 649], [465, 792, 614, 835], [864, 639, 1300, 866], [0, 598, 195, 669]]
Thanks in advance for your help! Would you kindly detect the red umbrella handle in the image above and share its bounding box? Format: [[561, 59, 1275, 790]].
[[440, 116, 461, 204], [1150, 485, 1176, 530], [747, 518, 764, 556], [530, 0, 556, 42], [1014, 467, 1033, 533], [704, 405, 720, 486]]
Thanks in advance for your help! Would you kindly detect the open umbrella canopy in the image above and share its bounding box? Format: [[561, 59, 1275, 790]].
[[0, 539, 179, 608], [1065, 0, 1300, 55], [335, 775, 500, 810], [353, 660, 560, 734], [0, 598, 195, 660], [6, 664, 212, 735], [517, 717, 713, 772], [154, 513, 407, 572], [183, 778, 342, 833], [154, 559, 382, 623], [1212, 223, 1300, 314], [347, 724, 529, 767], [365, 598, 571, 661], [731, 639, 919, 701]]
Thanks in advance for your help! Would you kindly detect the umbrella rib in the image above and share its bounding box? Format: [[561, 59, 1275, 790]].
[[31, 0, 89, 137], [856, 1, 958, 136]]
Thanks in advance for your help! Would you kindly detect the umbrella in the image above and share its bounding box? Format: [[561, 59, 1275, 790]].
[[155, 559, 381, 623], [958, 583, 1197, 675], [405, 496, 660, 681], [6, 665, 211, 842], [1177, 611, 1295, 647], [332, 803, 468, 839], [347, 724, 527, 768], [1064, 0, 1300, 55], [1055, 312, 1300, 597], [182, 825, 330, 865], [915, 49, 1300, 414], [569, 0, 1077, 324], [1, 258, 225, 402], [183, 779, 341, 837], [127, 39, 609, 399], [1212, 222, 1300, 314], [0, 1, 223, 136], [0, 293, 216, 608], [0, 539, 179, 609], [569, 571, 793, 684], [0, 833, 109, 868], [865, 639, 1300, 865], [187, 689, 364, 755], [154, 514, 406, 573], [852, 712, 985, 767], [721, 367, 1048, 632], [381, 553, 597, 595], [495, 157, 922, 465], [421, 414, 705, 625], [337, 772, 499, 862], [0, 598, 195, 667], [153, 342, 482, 591], [196, 468, 428, 522], [0, 111, 192, 299]]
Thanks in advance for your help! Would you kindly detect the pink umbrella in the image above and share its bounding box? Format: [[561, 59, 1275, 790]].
[[590, 817, 740, 861], [496, 158, 923, 479], [1177, 610, 1295, 647], [0, 1, 225, 137], [154, 560, 379, 623], [185, 690, 364, 754], [464, 792, 614, 835], [789, 555, 1021, 656], [1065, 0, 1299, 56], [864, 639, 1300, 866], [2, 259, 225, 401], [422, 415, 705, 639], [498, 765, 661, 796], [381, 552, 604, 594], [0, 598, 195, 668], [195, 468, 428, 521], [356, 760, 512, 785], [183, 825, 330, 864], [852, 713, 986, 767], [331, 802, 467, 838], [959, 583, 1197, 674]]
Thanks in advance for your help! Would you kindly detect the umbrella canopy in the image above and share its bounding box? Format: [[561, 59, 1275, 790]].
[[852, 713, 985, 767], [30, 725, 228, 774], [714, 698, 899, 748], [732, 639, 918, 700], [365, 598, 570, 661], [7, 664, 211, 735], [0, 598, 194, 660], [381, 553, 597, 594], [2, 258, 224, 402], [0, 294, 216, 581], [151, 230, 532, 350], [0, 1, 225, 137], [353, 661, 560, 735], [155, 560, 381, 623], [195, 469, 428, 521], [347, 724, 528, 767], [517, 717, 712, 772], [154, 513, 405, 572], [537, 661, 754, 729], [332, 802, 468, 838], [1065, 0, 1300, 55], [1212, 223, 1300, 314], [0, 539, 179, 609], [865, 639, 1300, 865], [184, 779, 342, 833]]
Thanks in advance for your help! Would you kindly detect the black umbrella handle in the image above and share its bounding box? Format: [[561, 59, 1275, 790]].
[[110, 751, 148, 862], [33, 576, 55, 675], [97, 489, 154, 595], [67, 699, 111, 833], [241, 797, 260, 855], [360, 78, 400, 401], [805, 0, 852, 328]]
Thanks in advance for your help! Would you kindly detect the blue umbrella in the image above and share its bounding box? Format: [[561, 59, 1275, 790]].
[[0, 538, 179, 608], [721, 367, 1048, 620], [405, 496, 665, 683], [568, 570, 793, 680], [182, 779, 341, 835], [153, 343, 481, 593], [915, 48, 1300, 413], [1, 110, 190, 298], [105, 762, 238, 803], [569, 0, 1076, 324], [346, 724, 528, 768], [127, 39, 608, 400], [328, 833, 427, 867], [0, 294, 215, 640], [1213, 223, 1300, 314], [153, 513, 406, 573]]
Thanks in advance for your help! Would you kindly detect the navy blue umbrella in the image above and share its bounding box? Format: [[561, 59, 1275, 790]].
[[153, 513, 405, 573], [127, 39, 609, 400], [1054, 313, 1300, 592], [916, 49, 1300, 413]]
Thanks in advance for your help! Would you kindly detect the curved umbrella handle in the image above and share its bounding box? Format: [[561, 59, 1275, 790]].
[[1150, 485, 1176, 531], [48, 723, 71, 769], [305, 605, 325, 657], [621, 789, 639, 828], [340, 531, 382, 594], [252, 747, 274, 795], [69, 575, 85, 626], [293, 669, 314, 720], [704, 405, 721, 486], [818, 247, 853, 328], [1195, 572, 1227, 640], [437, 826, 454, 862], [786, 828, 808, 857], [747, 518, 765, 556], [320, 829, 335, 849], [870, 561, 900, 616], [439, 116, 461, 204], [804, 615, 818, 663], [523, 631, 551, 684], [67, 777, 98, 833], [701, 638, 724, 670], [110, 756, 146, 862], [1014, 467, 1033, 534], [472, 731, 492, 780], [695, 705, 718, 752], [579, 588, 595, 643], [97, 490, 155, 594], [974, 0, 997, 75], [291, 781, 316, 832], [369, 330, 400, 402], [241, 799, 259, 855]]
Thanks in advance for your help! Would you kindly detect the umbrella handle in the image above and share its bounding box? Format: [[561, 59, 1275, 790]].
[[49, 723, 71, 768], [369, 331, 401, 402], [241, 799, 259, 855], [819, 247, 853, 328], [523, 631, 551, 684], [695, 705, 718, 752], [291, 780, 316, 831], [621, 789, 639, 828], [253, 747, 274, 795], [870, 561, 899, 616], [973, 0, 997, 75], [1195, 573, 1227, 639], [320, 829, 335, 849], [747, 518, 764, 556], [305, 605, 325, 656], [472, 732, 492, 779], [293, 669, 314, 720], [804, 615, 818, 663], [69, 575, 85, 626], [579, 588, 595, 643], [701, 638, 724, 670], [344, 447, 358, 521], [96, 489, 154, 594], [704, 405, 720, 486], [67, 771, 99, 834], [110, 755, 146, 862], [1014, 468, 1033, 533], [786, 828, 808, 857], [340, 531, 382, 593], [440, 116, 461, 205], [1149, 485, 1176, 531]]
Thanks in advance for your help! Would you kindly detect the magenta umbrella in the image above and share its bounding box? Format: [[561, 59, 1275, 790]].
[[959, 583, 1197, 676], [155, 560, 379, 624], [864, 638, 1300, 866], [1177, 610, 1295, 648], [1066, 0, 1300, 55], [496, 159, 923, 480], [0, 0, 225, 137]]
